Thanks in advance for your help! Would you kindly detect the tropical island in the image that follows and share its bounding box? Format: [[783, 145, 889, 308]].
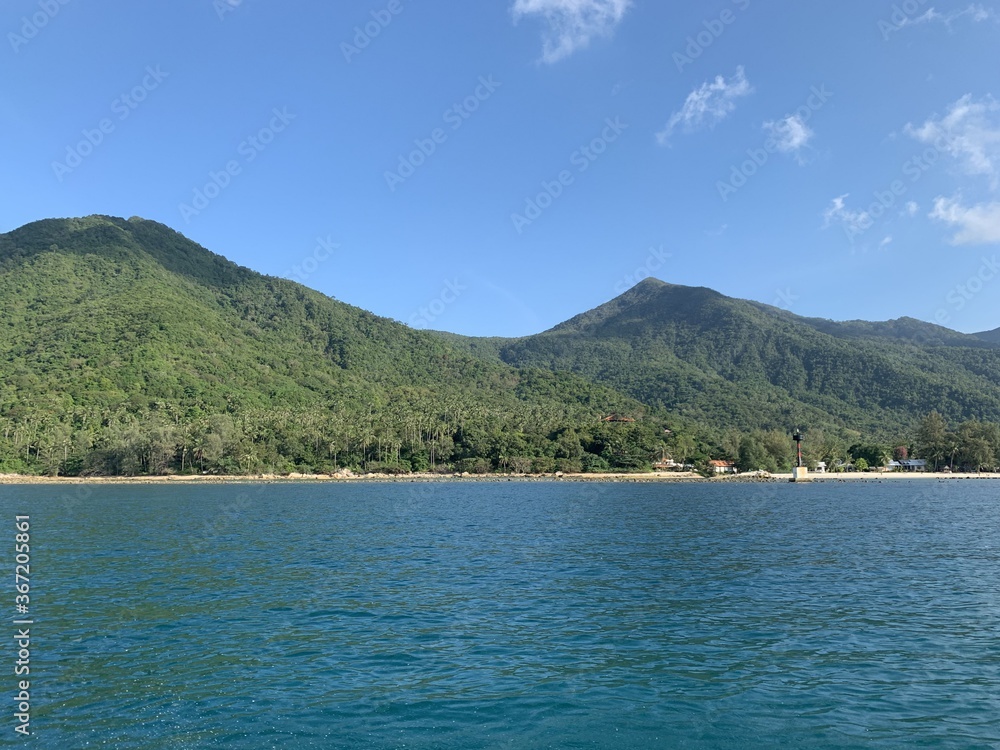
[[3, 215, 1000, 479]]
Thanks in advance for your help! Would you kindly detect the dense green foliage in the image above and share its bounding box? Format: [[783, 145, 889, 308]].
[[0, 216, 660, 475], [4, 216, 1000, 476], [443, 279, 1000, 442], [913, 411, 1000, 471]]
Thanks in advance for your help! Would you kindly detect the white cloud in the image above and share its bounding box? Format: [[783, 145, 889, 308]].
[[822, 194, 873, 237], [892, 3, 995, 33], [905, 201, 920, 216], [656, 67, 753, 145], [930, 196, 1000, 244], [967, 3, 997, 21], [512, 0, 631, 64], [906, 9, 941, 27], [880, 235, 893, 249], [763, 114, 814, 163], [906, 94, 1000, 186]]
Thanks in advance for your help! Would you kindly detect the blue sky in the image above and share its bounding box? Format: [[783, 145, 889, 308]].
[[3, 0, 1000, 337]]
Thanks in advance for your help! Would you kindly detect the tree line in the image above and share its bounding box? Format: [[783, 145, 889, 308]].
[[722, 412, 1000, 473], [2, 402, 995, 477], [0, 404, 676, 477]]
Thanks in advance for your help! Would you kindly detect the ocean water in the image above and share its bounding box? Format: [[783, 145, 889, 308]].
[[2, 480, 999, 749]]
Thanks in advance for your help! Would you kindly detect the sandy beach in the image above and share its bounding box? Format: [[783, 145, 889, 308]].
[[2, 471, 999, 485]]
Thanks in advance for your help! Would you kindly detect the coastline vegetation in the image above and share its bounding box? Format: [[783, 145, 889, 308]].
[[4, 216, 1000, 477]]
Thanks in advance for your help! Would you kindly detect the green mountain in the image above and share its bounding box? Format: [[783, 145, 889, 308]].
[[0, 216, 647, 475], [440, 278, 1000, 440], [5, 215, 999, 476], [974, 327, 1000, 345]]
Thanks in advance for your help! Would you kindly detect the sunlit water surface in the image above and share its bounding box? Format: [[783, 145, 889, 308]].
[[2, 481, 999, 748]]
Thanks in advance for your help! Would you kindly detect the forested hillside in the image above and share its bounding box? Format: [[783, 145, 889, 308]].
[[4, 215, 1000, 477], [443, 279, 1000, 440], [0, 216, 654, 475]]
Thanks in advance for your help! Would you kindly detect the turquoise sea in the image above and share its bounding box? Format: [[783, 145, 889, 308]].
[[2, 481, 999, 748]]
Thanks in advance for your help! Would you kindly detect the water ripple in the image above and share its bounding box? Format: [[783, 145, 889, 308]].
[[1, 481, 998, 748]]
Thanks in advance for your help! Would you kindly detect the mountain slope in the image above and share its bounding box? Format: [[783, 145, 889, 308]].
[[7, 216, 999, 474], [974, 327, 1000, 345], [0, 216, 646, 474], [442, 278, 1000, 438]]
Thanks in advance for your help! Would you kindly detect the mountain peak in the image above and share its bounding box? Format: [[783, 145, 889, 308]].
[[631, 277, 668, 290], [543, 278, 725, 335], [2, 214, 253, 290]]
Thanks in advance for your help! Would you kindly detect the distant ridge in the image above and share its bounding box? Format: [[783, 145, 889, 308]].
[[974, 327, 1000, 345], [441, 277, 1000, 438]]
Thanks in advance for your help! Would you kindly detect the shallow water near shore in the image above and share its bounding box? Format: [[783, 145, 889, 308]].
[[3, 481, 999, 748]]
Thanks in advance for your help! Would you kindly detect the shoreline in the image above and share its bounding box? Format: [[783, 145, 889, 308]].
[[3, 471, 1000, 485]]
